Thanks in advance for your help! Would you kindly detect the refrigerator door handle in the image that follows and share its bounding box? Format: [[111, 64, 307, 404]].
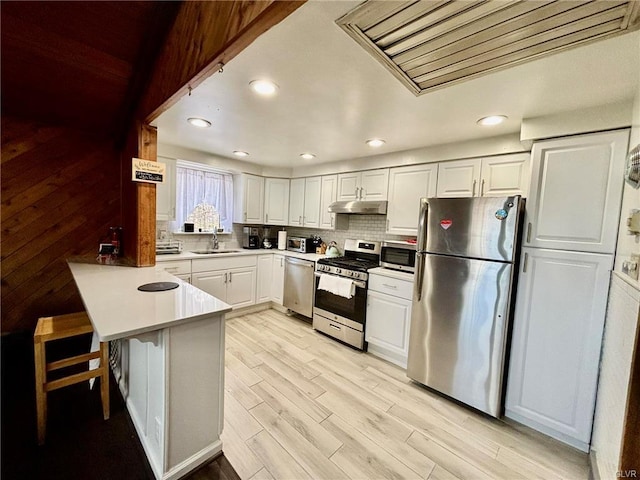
[[415, 252, 426, 302], [416, 198, 429, 252]]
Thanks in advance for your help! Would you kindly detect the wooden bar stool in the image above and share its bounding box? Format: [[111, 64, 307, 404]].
[[33, 312, 109, 445]]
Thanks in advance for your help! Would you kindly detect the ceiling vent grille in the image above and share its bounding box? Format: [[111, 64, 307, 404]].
[[337, 0, 640, 95]]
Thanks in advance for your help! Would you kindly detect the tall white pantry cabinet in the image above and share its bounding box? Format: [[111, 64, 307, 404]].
[[505, 129, 629, 452]]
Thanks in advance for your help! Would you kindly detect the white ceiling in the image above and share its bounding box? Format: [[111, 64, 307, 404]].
[[154, 0, 640, 169]]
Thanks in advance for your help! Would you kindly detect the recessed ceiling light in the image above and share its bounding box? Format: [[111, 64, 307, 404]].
[[249, 80, 278, 96], [477, 115, 507, 126], [233, 151, 249, 157], [187, 117, 211, 128], [300, 153, 316, 160], [366, 139, 386, 148]]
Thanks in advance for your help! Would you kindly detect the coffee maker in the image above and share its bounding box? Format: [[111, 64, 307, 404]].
[[242, 227, 260, 249], [261, 226, 276, 249]]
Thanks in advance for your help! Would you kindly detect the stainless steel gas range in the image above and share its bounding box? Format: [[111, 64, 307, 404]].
[[313, 239, 381, 350]]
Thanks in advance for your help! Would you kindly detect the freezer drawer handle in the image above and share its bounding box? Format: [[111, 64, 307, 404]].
[[382, 283, 397, 289], [523, 253, 529, 273]]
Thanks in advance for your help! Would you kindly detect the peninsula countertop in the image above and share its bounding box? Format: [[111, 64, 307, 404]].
[[68, 261, 232, 341]]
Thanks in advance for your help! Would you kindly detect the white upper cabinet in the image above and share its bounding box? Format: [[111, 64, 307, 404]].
[[360, 169, 389, 200], [480, 153, 530, 197], [337, 173, 359, 201], [337, 168, 389, 201], [437, 154, 530, 198], [436, 159, 481, 197], [303, 176, 322, 228], [233, 174, 265, 224], [264, 178, 289, 226], [288, 178, 305, 227], [525, 130, 629, 253], [387, 164, 438, 235], [288, 177, 321, 228], [156, 157, 176, 221], [319, 175, 338, 229]]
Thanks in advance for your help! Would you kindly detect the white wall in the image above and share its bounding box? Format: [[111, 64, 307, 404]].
[[591, 34, 640, 480], [291, 133, 526, 178]]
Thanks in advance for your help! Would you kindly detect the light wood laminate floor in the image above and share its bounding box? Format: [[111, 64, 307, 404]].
[[221, 309, 589, 480]]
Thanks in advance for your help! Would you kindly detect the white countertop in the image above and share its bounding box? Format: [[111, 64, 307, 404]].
[[68, 261, 232, 341], [156, 248, 325, 263], [369, 266, 415, 281]]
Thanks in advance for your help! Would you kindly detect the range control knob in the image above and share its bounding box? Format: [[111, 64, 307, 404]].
[[335, 268, 342, 274]]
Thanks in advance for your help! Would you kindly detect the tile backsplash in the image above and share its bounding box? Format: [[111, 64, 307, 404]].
[[157, 215, 416, 253], [286, 215, 415, 250]]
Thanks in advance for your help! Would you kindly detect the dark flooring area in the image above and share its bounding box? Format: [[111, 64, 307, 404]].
[[1, 331, 239, 480]]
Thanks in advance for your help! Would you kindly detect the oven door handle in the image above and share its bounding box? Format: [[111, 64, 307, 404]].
[[314, 272, 366, 289]]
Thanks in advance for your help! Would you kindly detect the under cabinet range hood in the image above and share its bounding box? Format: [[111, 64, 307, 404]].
[[328, 200, 388, 214]]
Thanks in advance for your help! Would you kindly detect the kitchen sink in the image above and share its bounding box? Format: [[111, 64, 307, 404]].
[[190, 249, 241, 254]]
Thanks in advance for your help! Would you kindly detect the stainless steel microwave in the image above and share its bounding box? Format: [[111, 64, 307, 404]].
[[287, 237, 315, 253], [380, 241, 416, 272]]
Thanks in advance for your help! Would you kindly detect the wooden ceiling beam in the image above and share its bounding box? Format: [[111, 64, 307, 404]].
[[137, 0, 306, 124], [121, 0, 305, 266]]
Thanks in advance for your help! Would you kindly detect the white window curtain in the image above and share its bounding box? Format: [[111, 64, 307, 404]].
[[174, 165, 233, 232]]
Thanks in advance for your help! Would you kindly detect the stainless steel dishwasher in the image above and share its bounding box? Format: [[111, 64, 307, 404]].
[[283, 257, 315, 318]]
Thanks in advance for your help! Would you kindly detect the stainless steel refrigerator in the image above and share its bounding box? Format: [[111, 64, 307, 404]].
[[407, 196, 524, 417]]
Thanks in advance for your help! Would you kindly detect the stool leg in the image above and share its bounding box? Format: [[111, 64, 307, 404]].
[[99, 342, 110, 420], [34, 341, 47, 445]]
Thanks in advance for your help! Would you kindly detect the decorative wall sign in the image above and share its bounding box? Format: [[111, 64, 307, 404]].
[[132, 158, 166, 184]]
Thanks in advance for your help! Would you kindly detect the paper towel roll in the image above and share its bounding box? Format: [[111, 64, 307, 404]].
[[278, 231, 287, 250]]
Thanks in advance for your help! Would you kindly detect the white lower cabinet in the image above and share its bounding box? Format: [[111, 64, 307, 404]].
[[192, 256, 257, 309], [272, 254, 285, 305], [366, 270, 414, 368], [505, 247, 613, 452], [257, 254, 273, 304]]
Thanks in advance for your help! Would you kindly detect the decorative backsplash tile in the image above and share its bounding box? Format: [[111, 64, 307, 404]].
[[157, 215, 416, 253]]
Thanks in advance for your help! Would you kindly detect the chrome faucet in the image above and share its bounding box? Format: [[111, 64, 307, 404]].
[[210, 230, 219, 250]]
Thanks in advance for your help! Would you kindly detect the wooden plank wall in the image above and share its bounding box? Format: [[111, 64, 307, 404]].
[[1, 117, 121, 333]]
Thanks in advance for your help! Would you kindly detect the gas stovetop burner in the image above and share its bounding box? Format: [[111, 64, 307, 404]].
[[316, 256, 379, 272], [315, 239, 381, 281]]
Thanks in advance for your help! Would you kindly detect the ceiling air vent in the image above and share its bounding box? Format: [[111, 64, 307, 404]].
[[337, 0, 640, 95]]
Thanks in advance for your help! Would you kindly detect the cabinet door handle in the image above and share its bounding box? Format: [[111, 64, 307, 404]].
[[229, 272, 232, 283], [331, 216, 334, 228], [354, 187, 358, 198], [480, 179, 485, 196], [472, 180, 477, 197], [526, 222, 532, 243], [266, 213, 269, 223], [224, 273, 228, 284], [299, 215, 302, 224], [523, 253, 529, 273], [244, 212, 247, 222]]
